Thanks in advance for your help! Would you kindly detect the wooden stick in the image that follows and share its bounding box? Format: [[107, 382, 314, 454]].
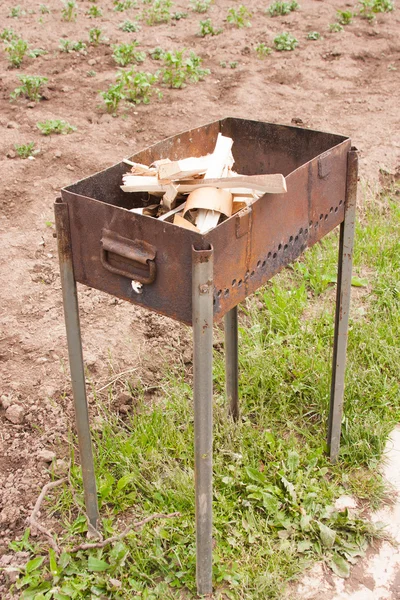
[[28, 479, 67, 553]]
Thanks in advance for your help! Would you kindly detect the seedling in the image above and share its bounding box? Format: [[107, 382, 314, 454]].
[[10, 75, 48, 101], [9, 6, 24, 18], [113, 0, 136, 11], [190, 0, 212, 12], [227, 5, 252, 27], [172, 11, 188, 19], [149, 46, 164, 59], [199, 18, 222, 36], [161, 49, 210, 88], [61, 0, 77, 22], [220, 60, 227, 67], [329, 22, 344, 32], [337, 9, 353, 24], [87, 5, 102, 17], [359, 0, 393, 19], [4, 37, 28, 67], [119, 19, 141, 31], [267, 0, 299, 16], [29, 48, 47, 57], [112, 42, 146, 66], [117, 68, 161, 104], [39, 4, 50, 13], [230, 61, 238, 68], [15, 142, 37, 158], [36, 119, 76, 135], [142, 0, 172, 25], [99, 82, 125, 114], [306, 31, 321, 40], [59, 39, 87, 53], [274, 31, 298, 50], [254, 42, 272, 58], [87, 70, 96, 77], [89, 27, 103, 45], [1, 28, 18, 42]]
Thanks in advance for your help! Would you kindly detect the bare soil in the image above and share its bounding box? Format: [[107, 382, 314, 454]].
[[0, 0, 399, 595]]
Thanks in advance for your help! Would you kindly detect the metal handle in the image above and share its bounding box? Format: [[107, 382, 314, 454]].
[[100, 229, 157, 285]]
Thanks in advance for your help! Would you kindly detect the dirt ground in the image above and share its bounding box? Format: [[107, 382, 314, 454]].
[[0, 0, 399, 595]]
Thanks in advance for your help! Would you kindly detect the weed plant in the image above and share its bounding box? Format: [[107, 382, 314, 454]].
[[274, 31, 298, 50], [329, 22, 344, 32], [227, 5, 252, 27], [198, 18, 222, 36], [87, 5, 103, 17], [256, 42, 273, 57], [4, 37, 28, 67], [9, 6, 24, 18], [39, 4, 50, 14], [172, 11, 188, 19], [114, 0, 136, 11], [88, 27, 103, 45], [29, 48, 47, 57], [10, 75, 48, 101], [149, 46, 165, 60], [14, 142, 37, 158], [59, 39, 87, 53], [307, 31, 322, 40], [1, 28, 18, 42], [359, 0, 393, 19], [112, 42, 146, 66], [142, 0, 172, 25], [190, 0, 212, 12], [36, 119, 76, 135], [100, 82, 125, 114], [267, 0, 299, 16], [161, 49, 210, 88], [119, 19, 141, 31], [61, 0, 77, 21], [9, 186, 400, 598], [337, 9, 353, 24]]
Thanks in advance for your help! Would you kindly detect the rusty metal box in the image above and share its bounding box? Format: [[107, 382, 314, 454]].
[[60, 118, 350, 325]]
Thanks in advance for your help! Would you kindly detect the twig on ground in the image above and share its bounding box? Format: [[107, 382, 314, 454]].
[[28, 479, 67, 553], [96, 367, 139, 393], [70, 511, 180, 552]]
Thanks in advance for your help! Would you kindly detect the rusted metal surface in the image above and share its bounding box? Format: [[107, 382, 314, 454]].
[[192, 245, 214, 596], [327, 148, 359, 462], [225, 306, 239, 420], [60, 118, 351, 325], [54, 199, 100, 530]]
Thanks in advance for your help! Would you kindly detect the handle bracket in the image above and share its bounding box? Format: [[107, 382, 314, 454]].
[[100, 229, 157, 285]]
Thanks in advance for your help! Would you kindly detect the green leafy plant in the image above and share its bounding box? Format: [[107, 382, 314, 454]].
[[59, 39, 87, 53], [1, 28, 18, 42], [61, 0, 77, 21], [39, 4, 50, 14], [87, 4, 103, 17], [274, 31, 298, 50], [172, 10, 188, 19], [112, 42, 145, 66], [337, 9, 353, 24], [89, 27, 103, 45], [4, 37, 28, 67], [149, 46, 164, 59], [329, 22, 344, 31], [114, 0, 136, 11], [117, 68, 161, 104], [10, 74, 48, 101], [99, 82, 125, 114], [307, 30, 321, 40], [226, 5, 252, 27], [9, 5, 24, 18], [14, 142, 37, 158], [267, 0, 299, 16], [161, 49, 210, 88], [119, 18, 141, 31], [198, 18, 222, 36], [29, 47, 47, 57], [36, 119, 76, 135], [256, 42, 273, 57], [359, 0, 393, 19], [190, 0, 212, 11], [142, 0, 172, 24], [87, 69, 96, 77], [230, 60, 238, 68]]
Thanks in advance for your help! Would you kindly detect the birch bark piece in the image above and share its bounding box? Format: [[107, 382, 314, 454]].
[[183, 187, 233, 218]]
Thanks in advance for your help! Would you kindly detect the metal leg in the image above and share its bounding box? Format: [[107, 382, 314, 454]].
[[55, 199, 100, 530], [192, 245, 214, 596], [327, 149, 358, 463], [225, 306, 239, 420]]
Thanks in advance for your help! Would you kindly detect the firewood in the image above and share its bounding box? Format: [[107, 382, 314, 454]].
[[158, 156, 210, 181]]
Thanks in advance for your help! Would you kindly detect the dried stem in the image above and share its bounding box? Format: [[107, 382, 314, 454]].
[[70, 511, 180, 552], [28, 478, 67, 553]]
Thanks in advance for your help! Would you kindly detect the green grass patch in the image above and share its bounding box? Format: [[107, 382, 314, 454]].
[[11, 186, 400, 598]]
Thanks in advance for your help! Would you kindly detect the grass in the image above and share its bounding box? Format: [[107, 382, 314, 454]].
[[9, 183, 400, 598]]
